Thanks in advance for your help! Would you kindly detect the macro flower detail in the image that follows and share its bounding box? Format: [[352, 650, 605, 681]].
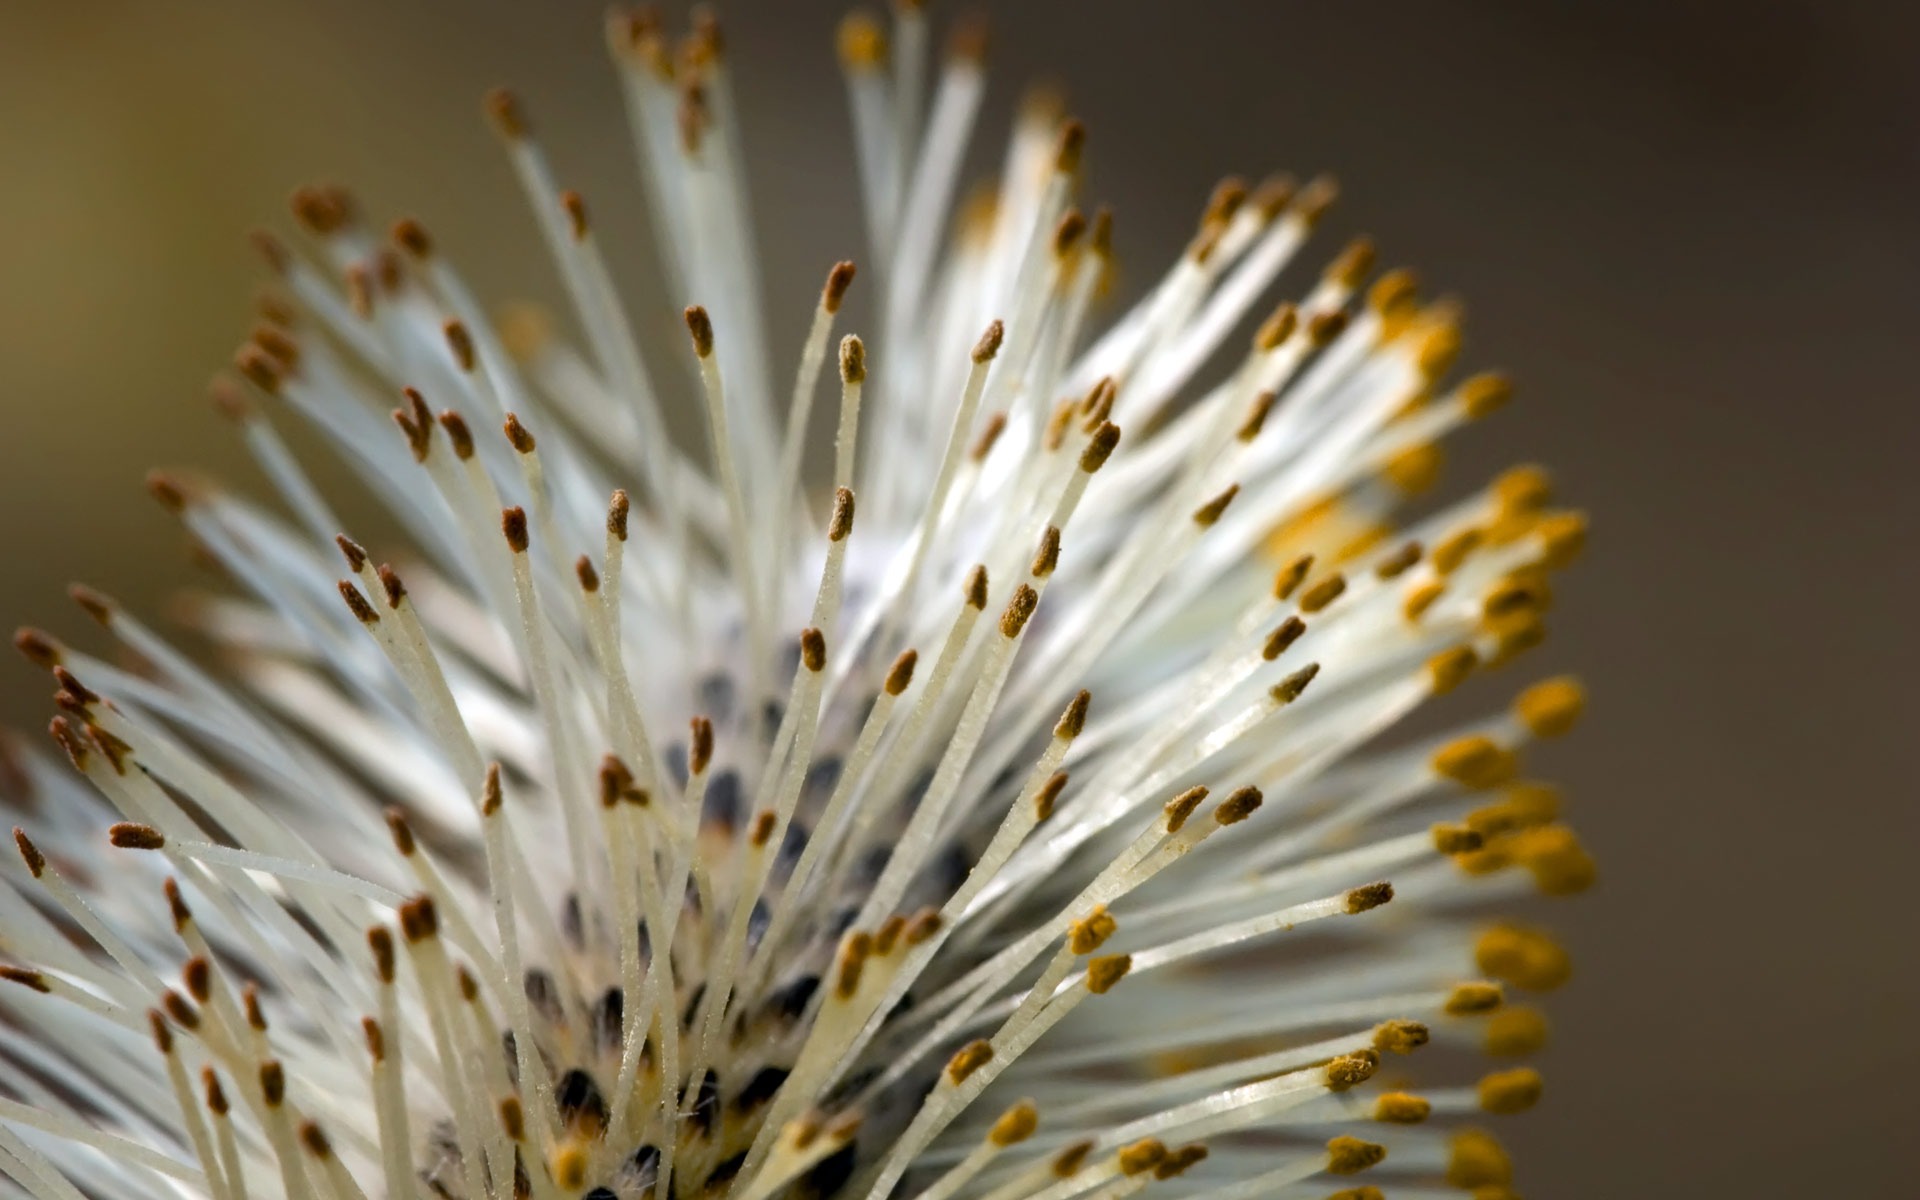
[[0, 6, 1593, 1200]]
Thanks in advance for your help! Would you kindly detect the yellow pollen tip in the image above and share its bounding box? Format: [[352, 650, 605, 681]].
[[1326, 1135, 1387, 1175], [550, 1143, 589, 1190], [1515, 676, 1585, 738], [1428, 645, 1478, 695], [1118, 1138, 1167, 1176], [1325, 1049, 1379, 1091], [1373, 1091, 1432, 1123], [1495, 464, 1554, 513], [1431, 526, 1484, 575], [1467, 781, 1563, 837], [1403, 578, 1446, 622], [1326, 1190, 1385, 1200], [1475, 924, 1572, 991], [1478, 1067, 1544, 1114], [1447, 1129, 1513, 1188], [1509, 824, 1597, 895], [837, 12, 888, 67], [1536, 510, 1589, 570], [1459, 372, 1513, 419], [1383, 441, 1445, 495], [1068, 907, 1118, 955], [1432, 735, 1520, 790], [1484, 1005, 1552, 1056], [1372, 1019, 1430, 1054], [1445, 981, 1505, 1015], [990, 1100, 1039, 1146], [1087, 953, 1132, 994], [946, 1039, 994, 1085]]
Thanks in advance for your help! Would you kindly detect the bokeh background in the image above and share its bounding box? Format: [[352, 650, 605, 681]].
[[2, 1, 1914, 1195]]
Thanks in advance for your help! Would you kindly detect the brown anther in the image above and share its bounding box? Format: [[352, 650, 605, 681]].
[[1, 967, 50, 993], [501, 507, 530, 554], [397, 894, 439, 943], [484, 87, 527, 139], [362, 1016, 385, 1062], [840, 334, 866, 383], [835, 931, 873, 999], [969, 411, 1007, 460], [1270, 662, 1321, 704], [108, 823, 164, 850], [964, 564, 990, 610], [147, 1008, 173, 1052], [1162, 785, 1209, 834], [1262, 615, 1306, 661], [503, 413, 536, 455], [162, 990, 200, 1029], [298, 1120, 331, 1159], [1236, 391, 1277, 443], [1212, 786, 1263, 827], [683, 306, 715, 358], [1054, 690, 1091, 740], [879, 649, 918, 697], [13, 828, 45, 878], [338, 580, 379, 625], [576, 555, 601, 593], [1086, 953, 1132, 994], [498, 1095, 525, 1141], [1052, 1140, 1094, 1177], [1053, 119, 1086, 174], [944, 1038, 993, 1086], [146, 471, 192, 513], [689, 716, 714, 775], [164, 878, 191, 930], [1117, 1138, 1166, 1176], [1307, 309, 1350, 348], [1155, 1143, 1209, 1180], [52, 668, 96, 707], [1000, 584, 1039, 639], [1079, 421, 1121, 473], [249, 228, 290, 275], [367, 927, 395, 984], [1273, 555, 1314, 601], [1030, 525, 1062, 577], [1192, 484, 1240, 527], [375, 564, 406, 610], [1299, 573, 1346, 614], [259, 1060, 286, 1107], [202, 1067, 229, 1115], [432, 410, 473, 460], [829, 487, 856, 542], [183, 957, 212, 1003], [1368, 267, 1420, 316], [874, 914, 908, 957], [1375, 540, 1423, 581], [823, 260, 857, 313], [748, 810, 777, 848], [1345, 881, 1394, 914], [1034, 771, 1068, 821], [606, 489, 631, 543], [559, 190, 590, 241], [904, 908, 944, 946], [482, 763, 504, 816], [971, 320, 1005, 363], [333, 534, 368, 574], [799, 628, 827, 673]]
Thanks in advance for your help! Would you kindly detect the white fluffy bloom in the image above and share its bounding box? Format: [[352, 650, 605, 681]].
[[0, 7, 1593, 1200]]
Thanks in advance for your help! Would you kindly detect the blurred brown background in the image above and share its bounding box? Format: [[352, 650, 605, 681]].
[[2, 1, 1914, 1195]]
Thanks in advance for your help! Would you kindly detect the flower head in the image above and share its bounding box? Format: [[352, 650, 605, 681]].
[[1, 6, 1591, 1199]]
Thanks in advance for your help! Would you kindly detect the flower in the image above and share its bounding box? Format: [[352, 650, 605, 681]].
[[0, 5, 1593, 1199]]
